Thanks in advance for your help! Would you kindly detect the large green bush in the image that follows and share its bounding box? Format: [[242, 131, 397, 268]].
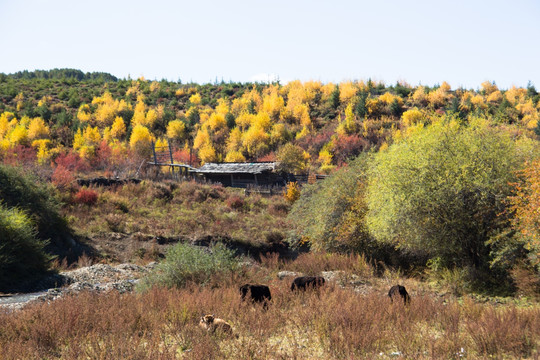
[[366, 118, 538, 271], [137, 242, 239, 291], [0, 164, 67, 242], [0, 204, 51, 292]]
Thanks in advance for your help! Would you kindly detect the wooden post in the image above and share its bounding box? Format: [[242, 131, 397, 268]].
[[151, 141, 158, 164]]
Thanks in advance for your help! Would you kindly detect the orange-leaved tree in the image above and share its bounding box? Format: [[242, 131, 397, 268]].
[[510, 159, 540, 265]]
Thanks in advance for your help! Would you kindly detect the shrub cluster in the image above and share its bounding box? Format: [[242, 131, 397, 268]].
[[137, 242, 239, 291]]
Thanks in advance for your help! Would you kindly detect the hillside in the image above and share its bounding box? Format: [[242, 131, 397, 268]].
[[1, 69, 539, 177]]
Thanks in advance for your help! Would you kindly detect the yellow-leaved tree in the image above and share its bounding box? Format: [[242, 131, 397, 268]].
[[27, 117, 50, 141], [129, 125, 154, 158], [166, 120, 186, 143], [337, 102, 357, 135], [110, 117, 126, 139]]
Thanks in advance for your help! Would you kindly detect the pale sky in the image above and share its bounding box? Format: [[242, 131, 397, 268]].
[[1, 0, 539, 89]]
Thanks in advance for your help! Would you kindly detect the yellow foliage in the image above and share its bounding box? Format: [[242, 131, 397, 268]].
[[193, 128, 211, 150], [83, 126, 101, 146], [102, 127, 113, 144], [166, 120, 186, 141], [525, 115, 538, 129], [132, 110, 146, 127], [15, 92, 24, 111], [95, 102, 116, 126], [145, 109, 158, 127], [295, 125, 309, 140], [412, 86, 427, 105], [129, 125, 154, 157], [215, 98, 229, 116], [320, 83, 336, 102], [460, 91, 473, 111], [293, 103, 311, 127], [339, 81, 358, 104], [379, 92, 404, 105], [19, 116, 31, 128], [33, 139, 51, 165], [516, 100, 536, 116], [189, 93, 201, 105], [262, 86, 285, 120], [78, 145, 95, 160], [236, 113, 255, 130], [198, 144, 217, 164], [318, 148, 333, 166], [0, 139, 10, 151], [401, 108, 423, 127], [111, 117, 126, 139], [77, 104, 92, 122], [225, 150, 246, 162], [207, 112, 226, 131], [505, 86, 527, 105], [270, 123, 289, 145], [481, 81, 498, 95], [366, 97, 383, 115], [283, 181, 301, 203], [337, 102, 357, 135], [486, 90, 503, 103], [27, 117, 50, 140], [155, 137, 168, 148], [242, 125, 269, 157], [0, 114, 9, 139], [226, 127, 243, 153], [284, 80, 315, 111], [253, 112, 272, 130], [73, 129, 85, 151], [428, 84, 451, 108], [9, 125, 28, 146], [231, 97, 252, 116], [135, 94, 146, 110], [37, 96, 52, 107], [126, 81, 140, 97], [150, 81, 160, 92], [470, 94, 486, 108]]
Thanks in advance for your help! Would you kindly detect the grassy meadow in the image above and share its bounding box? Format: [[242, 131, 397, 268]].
[[1, 252, 540, 359]]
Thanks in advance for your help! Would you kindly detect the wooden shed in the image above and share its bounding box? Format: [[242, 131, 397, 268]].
[[190, 162, 287, 188]]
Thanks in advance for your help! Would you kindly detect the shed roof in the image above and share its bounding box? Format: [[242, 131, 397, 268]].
[[191, 162, 278, 174]]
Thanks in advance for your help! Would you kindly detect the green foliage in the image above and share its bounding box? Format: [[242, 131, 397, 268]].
[[366, 118, 538, 270], [288, 155, 371, 252], [276, 143, 308, 174], [0, 203, 51, 292], [0, 165, 67, 242], [137, 242, 239, 290]]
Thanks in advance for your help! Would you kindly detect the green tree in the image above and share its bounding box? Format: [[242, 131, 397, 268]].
[[0, 164, 67, 242], [0, 204, 51, 292], [276, 143, 309, 174], [366, 119, 538, 271], [288, 156, 375, 253]]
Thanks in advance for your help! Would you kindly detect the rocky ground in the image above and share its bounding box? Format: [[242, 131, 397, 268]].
[[0, 262, 156, 311]]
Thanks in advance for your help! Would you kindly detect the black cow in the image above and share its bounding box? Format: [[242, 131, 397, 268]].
[[388, 284, 411, 304], [239, 284, 272, 308], [290, 276, 325, 291]]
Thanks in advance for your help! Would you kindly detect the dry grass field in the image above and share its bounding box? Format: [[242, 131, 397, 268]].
[[1, 252, 539, 359]]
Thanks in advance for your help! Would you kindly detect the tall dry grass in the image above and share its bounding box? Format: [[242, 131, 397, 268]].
[[2, 267, 540, 359]]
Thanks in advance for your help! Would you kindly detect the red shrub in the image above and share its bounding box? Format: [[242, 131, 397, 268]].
[[332, 134, 369, 165], [173, 148, 199, 166], [226, 195, 245, 210], [0, 145, 37, 166], [73, 188, 98, 205], [55, 151, 89, 172], [257, 152, 276, 162], [51, 164, 75, 189]]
